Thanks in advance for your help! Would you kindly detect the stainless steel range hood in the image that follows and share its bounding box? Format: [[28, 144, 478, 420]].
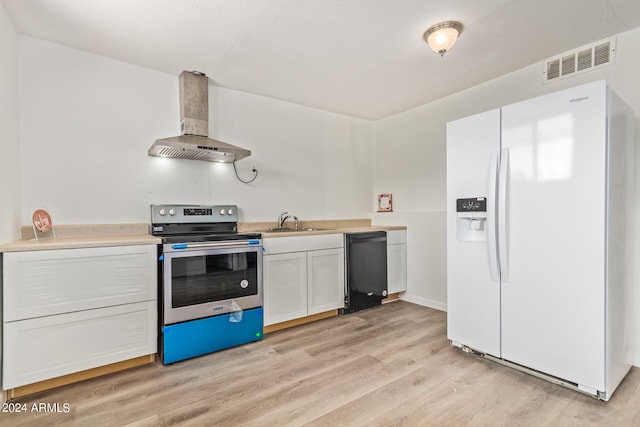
[[148, 71, 250, 163]]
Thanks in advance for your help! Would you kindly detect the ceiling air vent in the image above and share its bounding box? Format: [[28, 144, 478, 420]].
[[542, 37, 616, 84]]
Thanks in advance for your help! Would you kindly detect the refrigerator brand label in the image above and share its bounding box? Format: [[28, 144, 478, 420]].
[[570, 96, 589, 103]]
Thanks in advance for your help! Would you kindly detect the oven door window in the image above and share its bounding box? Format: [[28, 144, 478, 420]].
[[171, 251, 258, 308]]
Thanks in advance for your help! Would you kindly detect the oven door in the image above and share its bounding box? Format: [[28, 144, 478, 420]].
[[162, 241, 262, 325]]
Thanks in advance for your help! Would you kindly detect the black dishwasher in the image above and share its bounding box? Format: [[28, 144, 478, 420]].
[[340, 231, 388, 314]]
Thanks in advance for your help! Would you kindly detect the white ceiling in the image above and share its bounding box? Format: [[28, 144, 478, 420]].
[[3, 0, 640, 120]]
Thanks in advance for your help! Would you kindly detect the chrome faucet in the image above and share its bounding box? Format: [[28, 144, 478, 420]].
[[278, 212, 290, 228]]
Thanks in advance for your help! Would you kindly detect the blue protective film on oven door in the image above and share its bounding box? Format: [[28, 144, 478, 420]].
[[161, 307, 264, 364]]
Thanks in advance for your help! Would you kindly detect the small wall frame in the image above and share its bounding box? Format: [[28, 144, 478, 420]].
[[32, 208, 56, 240], [377, 194, 393, 212]]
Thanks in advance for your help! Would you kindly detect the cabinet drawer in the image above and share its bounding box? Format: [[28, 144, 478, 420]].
[[386, 230, 407, 245], [3, 245, 157, 321], [263, 234, 343, 255], [2, 301, 157, 389]]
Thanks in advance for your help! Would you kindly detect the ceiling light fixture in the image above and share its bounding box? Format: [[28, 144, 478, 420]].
[[423, 21, 463, 57]]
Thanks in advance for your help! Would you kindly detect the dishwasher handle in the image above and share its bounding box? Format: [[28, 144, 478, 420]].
[[350, 236, 387, 244], [346, 231, 387, 244]]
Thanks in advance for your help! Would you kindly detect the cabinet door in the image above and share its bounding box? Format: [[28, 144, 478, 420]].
[[387, 244, 407, 294], [307, 248, 344, 315], [263, 252, 307, 326]]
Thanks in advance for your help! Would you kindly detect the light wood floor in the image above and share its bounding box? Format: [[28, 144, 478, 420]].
[[2, 301, 640, 426]]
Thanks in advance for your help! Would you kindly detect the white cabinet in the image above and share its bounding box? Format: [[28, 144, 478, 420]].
[[3, 246, 157, 322], [3, 301, 156, 389], [263, 235, 344, 326], [263, 252, 308, 325], [307, 248, 344, 315], [387, 230, 407, 294], [2, 245, 157, 390]]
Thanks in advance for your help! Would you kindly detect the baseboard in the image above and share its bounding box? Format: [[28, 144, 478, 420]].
[[264, 310, 337, 334], [400, 293, 447, 312], [382, 293, 401, 303], [6, 354, 155, 400]]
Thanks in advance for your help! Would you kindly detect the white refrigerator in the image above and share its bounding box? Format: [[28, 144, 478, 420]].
[[446, 80, 635, 401]]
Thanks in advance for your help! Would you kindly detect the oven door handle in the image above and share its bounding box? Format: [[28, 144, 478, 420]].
[[171, 239, 261, 250]]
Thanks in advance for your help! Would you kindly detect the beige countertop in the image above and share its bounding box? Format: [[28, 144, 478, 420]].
[[239, 219, 406, 238], [0, 224, 161, 252], [0, 220, 406, 252]]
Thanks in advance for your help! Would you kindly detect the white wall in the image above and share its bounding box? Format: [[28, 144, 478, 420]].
[[13, 25, 640, 363], [371, 211, 446, 310], [373, 28, 640, 364], [17, 36, 374, 226], [0, 3, 20, 244]]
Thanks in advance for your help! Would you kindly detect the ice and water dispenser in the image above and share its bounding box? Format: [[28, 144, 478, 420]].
[[456, 197, 487, 242]]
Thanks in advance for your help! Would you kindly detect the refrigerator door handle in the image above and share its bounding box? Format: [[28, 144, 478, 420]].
[[498, 147, 509, 282], [487, 150, 500, 282]]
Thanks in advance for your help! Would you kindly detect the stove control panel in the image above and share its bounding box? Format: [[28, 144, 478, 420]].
[[151, 204, 239, 224]]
